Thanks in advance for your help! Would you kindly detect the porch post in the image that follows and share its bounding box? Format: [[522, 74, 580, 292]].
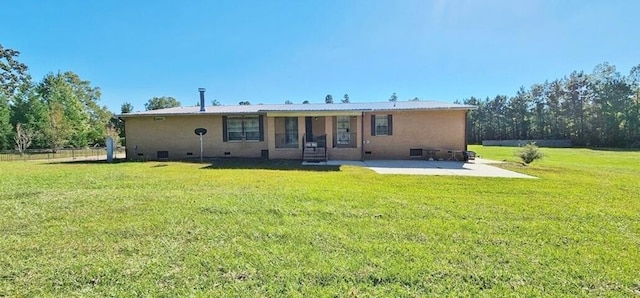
[[297, 116, 305, 149], [325, 116, 333, 151], [266, 116, 276, 156]]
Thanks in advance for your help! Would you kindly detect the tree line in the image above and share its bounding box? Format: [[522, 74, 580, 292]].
[[1, 44, 117, 151], [1, 44, 191, 151], [458, 62, 640, 147]]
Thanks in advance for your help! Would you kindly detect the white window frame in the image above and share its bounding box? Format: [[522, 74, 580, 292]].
[[336, 116, 351, 145], [226, 116, 261, 142], [374, 115, 389, 136], [284, 117, 298, 146]]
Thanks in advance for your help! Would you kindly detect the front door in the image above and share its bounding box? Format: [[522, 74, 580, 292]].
[[305, 116, 313, 142]]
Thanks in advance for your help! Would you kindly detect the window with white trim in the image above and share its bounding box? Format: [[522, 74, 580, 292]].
[[336, 116, 351, 145], [375, 115, 389, 135], [284, 117, 298, 146], [371, 114, 393, 136], [223, 115, 263, 142]]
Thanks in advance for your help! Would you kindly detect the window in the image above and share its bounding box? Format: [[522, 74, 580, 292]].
[[371, 115, 393, 136], [284, 117, 298, 146], [223, 115, 264, 142], [336, 116, 351, 145], [243, 117, 260, 141], [226, 117, 243, 141]]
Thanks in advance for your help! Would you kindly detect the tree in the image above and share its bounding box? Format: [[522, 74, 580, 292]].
[[105, 123, 120, 147], [120, 102, 133, 114], [14, 123, 34, 155], [36, 71, 111, 148], [462, 96, 483, 144], [588, 63, 632, 146], [507, 87, 531, 140], [211, 99, 221, 106], [563, 71, 590, 145], [0, 95, 12, 149], [458, 61, 640, 147], [114, 102, 132, 143], [302, 100, 310, 104], [410, 97, 419, 101], [342, 94, 350, 103], [529, 83, 547, 139], [10, 82, 47, 148], [517, 143, 544, 164], [325, 94, 333, 104], [239, 101, 251, 105], [627, 65, 640, 146], [389, 92, 398, 102], [43, 102, 69, 150], [284, 100, 293, 104], [0, 44, 30, 98], [145, 96, 181, 110], [545, 79, 566, 140]]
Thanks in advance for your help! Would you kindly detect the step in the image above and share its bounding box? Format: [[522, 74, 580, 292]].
[[304, 157, 327, 162]]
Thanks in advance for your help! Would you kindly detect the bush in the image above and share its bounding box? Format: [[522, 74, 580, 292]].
[[517, 143, 544, 164]]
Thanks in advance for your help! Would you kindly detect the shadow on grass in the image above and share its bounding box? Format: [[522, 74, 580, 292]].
[[200, 158, 340, 172], [43, 158, 129, 165], [44, 157, 340, 172], [587, 147, 640, 152]]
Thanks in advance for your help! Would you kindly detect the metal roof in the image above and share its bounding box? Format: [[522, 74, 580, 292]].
[[119, 100, 476, 117]]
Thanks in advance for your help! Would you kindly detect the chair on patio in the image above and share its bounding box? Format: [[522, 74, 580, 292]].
[[463, 151, 476, 162]]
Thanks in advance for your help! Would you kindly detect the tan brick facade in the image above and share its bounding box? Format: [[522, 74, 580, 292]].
[[125, 115, 268, 160], [124, 109, 467, 161], [361, 110, 467, 160]]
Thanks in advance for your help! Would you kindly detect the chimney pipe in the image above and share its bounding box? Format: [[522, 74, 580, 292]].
[[198, 88, 206, 112]]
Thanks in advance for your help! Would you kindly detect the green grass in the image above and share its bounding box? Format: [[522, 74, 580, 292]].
[[1, 146, 639, 296]]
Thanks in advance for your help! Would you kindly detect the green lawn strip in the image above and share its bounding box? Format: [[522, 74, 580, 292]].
[[1, 151, 639, 296]]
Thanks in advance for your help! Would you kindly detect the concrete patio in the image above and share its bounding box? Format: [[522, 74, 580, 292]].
[[302, 158, 535, 178]]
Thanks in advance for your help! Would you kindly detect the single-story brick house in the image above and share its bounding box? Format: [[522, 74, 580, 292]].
[[120, 93, 476, 161]]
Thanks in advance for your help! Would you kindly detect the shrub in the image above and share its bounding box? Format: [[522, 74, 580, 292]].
[[517, 143, 544, 164]]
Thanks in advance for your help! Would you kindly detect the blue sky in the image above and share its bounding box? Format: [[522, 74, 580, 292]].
[[4, 0, 639, 112]]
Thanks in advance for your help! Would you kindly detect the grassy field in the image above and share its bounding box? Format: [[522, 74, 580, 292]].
[[1, 146, 639, 296]]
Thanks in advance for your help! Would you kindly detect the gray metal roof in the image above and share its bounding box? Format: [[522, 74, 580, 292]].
[[119, 100, 476, 117]]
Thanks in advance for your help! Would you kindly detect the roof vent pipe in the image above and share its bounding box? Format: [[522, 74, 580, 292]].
[[198, 88, 206, 112]]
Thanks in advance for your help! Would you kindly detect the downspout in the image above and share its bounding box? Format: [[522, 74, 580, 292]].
[[119, 116, 126, 160], [361, 111, 365, 161], [464, 110, 469, 151]]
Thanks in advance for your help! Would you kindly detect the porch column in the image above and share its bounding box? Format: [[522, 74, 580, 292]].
[[297, 116, 305, 148], [324, 116, 333, 149], [266, 116, 276, 153]]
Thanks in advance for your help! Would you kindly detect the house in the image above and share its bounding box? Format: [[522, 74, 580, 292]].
[[120, 91, 476, 161]]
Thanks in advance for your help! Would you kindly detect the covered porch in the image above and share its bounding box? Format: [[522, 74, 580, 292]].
[[266, 112, 362, 161]]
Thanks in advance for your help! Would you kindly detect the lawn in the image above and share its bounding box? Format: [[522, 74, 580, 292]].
[[1, 146, 639, 296]]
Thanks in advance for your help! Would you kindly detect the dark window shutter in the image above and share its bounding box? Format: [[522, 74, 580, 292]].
[[387, 114, 393, 135], [222, 116, 228, 142], [258, 115, 264, 141], [371, 115, 376, 136]]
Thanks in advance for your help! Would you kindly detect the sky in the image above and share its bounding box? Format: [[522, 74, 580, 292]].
[[3, 0, 639, 113]]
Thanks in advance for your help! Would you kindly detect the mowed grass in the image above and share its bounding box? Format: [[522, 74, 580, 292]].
[[1, 146, 639, 296]]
